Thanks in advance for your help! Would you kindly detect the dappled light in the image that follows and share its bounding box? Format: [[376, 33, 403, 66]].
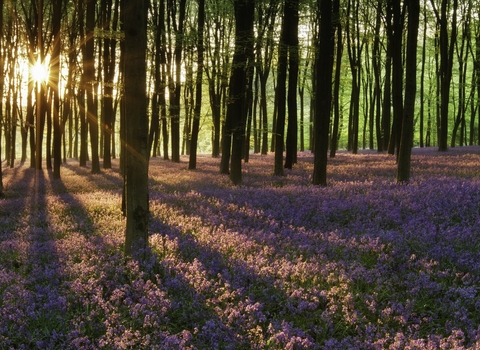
[[1, 149, 480, 348]]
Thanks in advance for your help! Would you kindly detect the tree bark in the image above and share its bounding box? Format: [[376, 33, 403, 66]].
[[284, 0, 300, 170], [397, 0, 419, 183], [52, 0, 63, 179], [188, 0, 205, 170], [313, 0, 334, 186], [122, 0, 149, 257], [220, 0, 254, 184], [86, 0, 100, 173], [432, 0, 458, 151]]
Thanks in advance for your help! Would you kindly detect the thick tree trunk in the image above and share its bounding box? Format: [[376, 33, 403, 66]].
[[221, 0, 254, 184], [397, 0, 419, 183], [122, 0, 149, 257], [313, 0, 334, 186]]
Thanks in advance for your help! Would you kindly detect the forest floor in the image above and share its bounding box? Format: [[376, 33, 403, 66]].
[[1, 146, 479, 349]]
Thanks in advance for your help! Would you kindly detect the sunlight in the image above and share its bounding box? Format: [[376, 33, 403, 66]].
[[30, 59, 49, 85]]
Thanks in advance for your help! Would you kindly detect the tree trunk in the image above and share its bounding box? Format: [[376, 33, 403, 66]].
[[169, 0, 186, 163], [313, 0, 334, 186], [35, 0, 45, 171], [389, 0, 404, 157], [330, 0, 342, 158], [284, 0, 299, 170], [86, 0, 100, 173], [188, 0, 205, 170], [274, 5, 289, 176], [397, 0, 419, 183], [122, 0, 149, 257], [221, 0, 254, 184], [432, 0, 458, 151], [52, 0, 62, 179], [148, 0, 164, 158], [101, 0, 119, 169]]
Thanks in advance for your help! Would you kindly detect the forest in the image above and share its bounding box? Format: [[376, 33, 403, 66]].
[[0, 0, 478, 186], [1, 0, 480, 348]]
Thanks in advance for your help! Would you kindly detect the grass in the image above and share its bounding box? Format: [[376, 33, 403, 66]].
[[0, 146, 479, 349]]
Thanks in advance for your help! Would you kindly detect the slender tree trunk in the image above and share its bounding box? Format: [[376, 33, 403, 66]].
[[169, 0, 186, 163], [35, 0, 44, 170], [419, 3, 427, 148], [52, 0, 62, 178], [86, 0, 100, 173], [330, 0, 342, 158], [101, 0, 118, 169], [389, 0, 404, 157], [284, 0, 300, 170], [372, 2, 382, 152], [346, 0, 362, 154], [274, 5, 289, 176], [432, 0, 458, 151], [148, 0, 163, 158], [188, 0, 205, 169]]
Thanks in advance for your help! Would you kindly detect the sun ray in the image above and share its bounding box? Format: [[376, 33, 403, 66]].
[[30, 58, 49, 85]]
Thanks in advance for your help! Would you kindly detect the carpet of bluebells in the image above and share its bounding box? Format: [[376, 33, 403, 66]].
[[1, 147, 479, 349]]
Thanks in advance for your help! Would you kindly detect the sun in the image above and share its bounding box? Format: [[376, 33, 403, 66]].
[[30, 59, 49, 85]]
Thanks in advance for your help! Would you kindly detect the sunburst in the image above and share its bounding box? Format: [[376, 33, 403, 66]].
[[30, 58, 49, 85]]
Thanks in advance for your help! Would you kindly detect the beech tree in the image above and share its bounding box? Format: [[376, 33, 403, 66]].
[[397, 0, 420, 183], [220, 0, 254, 184], [122, 0, 149, 256], [313, 0, 335, 186], [52, 0, 63, 179], [188, 0, 205, 170], [432, 0, 458, 151]]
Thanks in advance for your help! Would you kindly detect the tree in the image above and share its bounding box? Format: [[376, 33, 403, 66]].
[[122, 0, 149, 257], [273, 1, 289, 176], [254, 0, 278, 156], [168, 0, 187, 163], [148, 0, 166, 159], [204, 0, 233, 158], [52, 0, 63, 179], [188, 0, 205, 170], [397, 0, 420, 183], [284, 0, 300, 170], [329, 0, 343, 157], [312, 0, 335, 186], [100, 0, 119, 169], [220, 0, 254, 184], [345, 0, 363, 154], [86, 0, 100, 173], [431, 0, 458, 151], [387, 0, 404, 156]]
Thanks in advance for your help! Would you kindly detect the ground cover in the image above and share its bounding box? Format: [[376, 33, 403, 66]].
[[0, 147, 479, 349]]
